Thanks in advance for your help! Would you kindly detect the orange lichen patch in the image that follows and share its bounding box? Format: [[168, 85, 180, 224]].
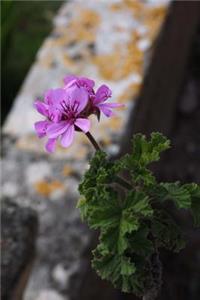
[[93, 39, 143, 80], [110, 3, 123, 11], [62, 53, 77, 68], [62, 165, 74, 177], [52, 10, 100, 47], [144, 6, 168, 41], [50, 28, 76, 47], [118, 82, 142, 103], [131, 30, 142, 42], [67, 9, 100, 43], [93, 55, 112, 80], [124, 0, 145, 18], [124, 43, 144, 75], [39, 53, 54, 68], [53, 35, 70, 47], [34, 180, 64, 197], [79, 9, 100, 28], [69, 24, 95, 42], [146, 6, 167, 20]]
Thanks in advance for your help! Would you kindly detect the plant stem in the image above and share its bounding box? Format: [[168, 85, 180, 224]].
[[85, 131, 101, 151]]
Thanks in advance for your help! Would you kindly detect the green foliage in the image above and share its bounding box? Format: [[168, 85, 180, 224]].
[[151, 210, 186, 252], [184, 183, 200, 226], [78, 132, 200, 296]]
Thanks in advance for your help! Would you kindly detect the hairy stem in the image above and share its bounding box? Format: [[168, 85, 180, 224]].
[[85, 131, 101, 151]]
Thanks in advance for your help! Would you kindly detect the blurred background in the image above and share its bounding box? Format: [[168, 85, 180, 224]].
[[1, 1, 200, 300], [1, 0, 63, 124]]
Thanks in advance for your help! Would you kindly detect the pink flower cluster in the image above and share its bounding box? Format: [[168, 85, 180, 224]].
[[34, 75, 123, 153]]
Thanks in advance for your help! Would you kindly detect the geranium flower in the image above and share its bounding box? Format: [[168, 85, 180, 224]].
[[34, 75, 124, 153], [34, 85, 90, 152]]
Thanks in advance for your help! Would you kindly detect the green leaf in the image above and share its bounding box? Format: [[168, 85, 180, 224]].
[[92, 252, 136, 293], [184, 183, 200, 226], [152, 211, 185, 252], [159, 182, 191, 209], [118, 133, 170, 187], [78, 186, 120, 229], [132, 165, 156, 186], [125, 190, 153, 217], [131, 132, 170, 166], [117, 210, 139, 254], [129, 226, 153, 256]]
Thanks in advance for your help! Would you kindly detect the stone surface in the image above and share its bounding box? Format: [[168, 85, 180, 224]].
[[1, 199, 38, 300], [2, 1, 170, 299], [36, 290, 66, 300]]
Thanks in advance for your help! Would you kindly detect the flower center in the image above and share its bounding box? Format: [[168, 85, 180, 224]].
[[60, 99, 79, 121]]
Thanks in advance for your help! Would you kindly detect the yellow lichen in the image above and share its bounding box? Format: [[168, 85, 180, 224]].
[[67, 9, 100, 42], [144, 6, 168, 41], [62, 165, 74, 176], [124, 0, 144, 18], [34, 180, 64, 197], [110, 2, 124, 11], [93, 40, 143, 81], [51, 9, 100, 50], [62, 53, 77, 68], [79, 9, 100, 27]]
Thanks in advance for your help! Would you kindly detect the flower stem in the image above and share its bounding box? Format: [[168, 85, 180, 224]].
[[85, 131, 101, 151]]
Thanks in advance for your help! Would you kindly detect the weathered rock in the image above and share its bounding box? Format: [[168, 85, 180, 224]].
[[1, 199, 38, 300], [35, 290, 66, 300]]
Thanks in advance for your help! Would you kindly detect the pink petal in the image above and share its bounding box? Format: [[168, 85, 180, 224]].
[[64, 75, 95, 90], [97, 104, 113, 117], [34, 121, 49, 138], [95, 85, 112, 104], [45, 138, 56, 153], [63, 75, 77, 86], [104, 103, 124, 108], [47, 121, 69, 138], [54, 88, 68, 104], [44, 89, 53, 104], [48, 106, 62, 123], [34, 101, 49, 117], [97, 103, 124, 117], [79, 77, 95, 89], [68, 86, 88, 114], [75, 118, 90, 133], [45, 88, 68, 107], [60, 124, 75, 148]]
